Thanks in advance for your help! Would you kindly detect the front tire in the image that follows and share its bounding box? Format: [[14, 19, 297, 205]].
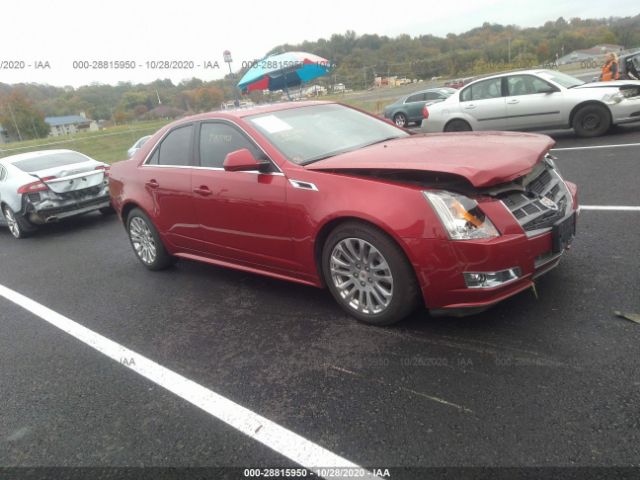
[[2, 205, 36, 239], [126, 208, 174, 270], [322, 221, 420, 326], [573, 104, 611, 138]]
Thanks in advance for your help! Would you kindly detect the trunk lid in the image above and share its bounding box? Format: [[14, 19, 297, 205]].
[[34, 162, 105, 193], [305, 132, 555, 187]]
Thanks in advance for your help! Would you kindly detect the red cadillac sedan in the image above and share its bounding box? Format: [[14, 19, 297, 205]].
[[109, 101, 578, 325]]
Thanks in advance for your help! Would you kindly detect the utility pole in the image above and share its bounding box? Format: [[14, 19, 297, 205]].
[[6, 102, 23, 141], [508, 36, 512, 64], [223, 50, 240, 107]]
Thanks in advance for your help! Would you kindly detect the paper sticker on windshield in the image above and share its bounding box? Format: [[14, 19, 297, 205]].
[[252, 115, 292, 134]]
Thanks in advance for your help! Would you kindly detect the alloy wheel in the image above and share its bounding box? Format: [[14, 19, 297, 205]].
[[3, 208, 20, 239], [129, 216, 157, 265], [329, 237, 394, 315], [394, 114, 407, 127]]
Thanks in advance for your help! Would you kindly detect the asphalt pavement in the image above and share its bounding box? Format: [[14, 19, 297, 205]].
[[0, 124, 639, 479]]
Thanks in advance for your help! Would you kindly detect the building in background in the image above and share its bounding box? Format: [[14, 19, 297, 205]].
[[557, 44, 625, 65], [45, 113, 98, 137]]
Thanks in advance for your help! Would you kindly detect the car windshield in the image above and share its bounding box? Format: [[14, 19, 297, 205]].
[[537, 70, 584, 88], [247, 104, 408, 165], [12, 151, 90, 173], [135, 136, 151, 148]]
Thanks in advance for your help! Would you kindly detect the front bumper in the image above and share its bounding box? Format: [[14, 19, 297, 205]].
[[408, 229, 570, 317], [610, 96, 640, 124], [407, 181, 578, 317]]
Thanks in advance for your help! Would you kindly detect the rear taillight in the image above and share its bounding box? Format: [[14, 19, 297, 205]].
[[95, 165, 110, 177], [422, 104, 429, 119], [18, 176, 56, 194]]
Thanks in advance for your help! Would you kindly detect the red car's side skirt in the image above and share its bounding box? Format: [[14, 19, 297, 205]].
[[174, 252, 322, 289]]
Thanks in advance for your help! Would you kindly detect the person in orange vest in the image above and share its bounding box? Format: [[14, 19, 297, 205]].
[[600, 52, 620, 81]]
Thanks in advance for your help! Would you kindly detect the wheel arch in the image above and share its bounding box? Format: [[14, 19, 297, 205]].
[[313, 215, 418, 289], [568, 100, 612, 127], [443, 118, 472, 131], [120, 201, 152, 226]]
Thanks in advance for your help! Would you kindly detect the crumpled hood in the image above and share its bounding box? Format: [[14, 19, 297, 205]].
[[305, 131, 555, 187], [575, 79, 640, 89]]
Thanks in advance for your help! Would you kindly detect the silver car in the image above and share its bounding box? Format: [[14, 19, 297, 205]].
[[127, 135, 152, 158], [421, 69, 640, 137], [0, 149, 112, 239]]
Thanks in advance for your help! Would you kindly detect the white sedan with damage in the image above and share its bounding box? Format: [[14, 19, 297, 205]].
[[421, 70, 640, 137], [0, 149, 112, 239]]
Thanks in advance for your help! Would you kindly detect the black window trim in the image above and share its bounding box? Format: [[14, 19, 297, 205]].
[[142, 122, 196, 168]]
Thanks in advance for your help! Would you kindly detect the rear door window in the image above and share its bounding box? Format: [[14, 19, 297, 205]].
[[148, 125, 193, 166], [405, 93, 426, 103], [461, 78, 504, 102]]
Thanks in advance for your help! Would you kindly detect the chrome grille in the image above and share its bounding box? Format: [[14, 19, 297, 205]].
[[500, 165, 570, 234]]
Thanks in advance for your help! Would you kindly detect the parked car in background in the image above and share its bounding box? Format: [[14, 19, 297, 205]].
[[444, 77, 476, 89], [0, 149, 112, 238], [421, 70, 640, 137], [109, 101, 578, 326], [619, 51, 640, 80], [127, 135, 152, 158], [444, 79, 464, 89], [383, 87, 456, 127]]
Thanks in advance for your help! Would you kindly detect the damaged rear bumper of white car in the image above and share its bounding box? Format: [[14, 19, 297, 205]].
[[20, 183, 111, 224]]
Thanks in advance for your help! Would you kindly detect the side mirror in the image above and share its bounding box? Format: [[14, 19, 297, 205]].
[[538, 86, 559, 94], [223, 148, 270, 172]]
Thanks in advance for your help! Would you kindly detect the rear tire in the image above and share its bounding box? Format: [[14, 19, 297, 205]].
[[126, 208, 174, 270], [393, 113, 408, 128], [573, 104, 611, 138], [2, 205, 36, 239], [444, 119, 472, 132], [322, 221, 420, 326]]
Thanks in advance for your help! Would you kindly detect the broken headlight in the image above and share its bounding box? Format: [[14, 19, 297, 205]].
[[424, 191, 499, 240]]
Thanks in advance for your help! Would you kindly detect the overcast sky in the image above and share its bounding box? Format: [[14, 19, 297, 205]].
[[1, 0, 637, 87]]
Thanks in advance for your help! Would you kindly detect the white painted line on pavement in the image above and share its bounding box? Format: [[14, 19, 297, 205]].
[[551, 142, 640, 151], [580, 205, 640, 211], [0, 283, 381, 479]]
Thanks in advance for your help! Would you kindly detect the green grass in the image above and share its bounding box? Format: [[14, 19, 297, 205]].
[[0, 120, 171, 164], [322, 94, 386, 115]]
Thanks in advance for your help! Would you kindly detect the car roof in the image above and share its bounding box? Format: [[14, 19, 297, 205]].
[[181, 101, 333, 123], [403, 87, 452, 98], [0, 149, 80, 165], [460, 69, 559, 87]]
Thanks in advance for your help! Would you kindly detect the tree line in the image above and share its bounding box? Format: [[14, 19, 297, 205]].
[[1, 14, 638, 140]]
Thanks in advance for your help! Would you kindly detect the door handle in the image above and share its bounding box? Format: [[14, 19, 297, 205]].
[[507, 99, 520, 104], [145, 179, 159, 189], [193, 186, 212, 196], [463, 104, 476, 109]]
